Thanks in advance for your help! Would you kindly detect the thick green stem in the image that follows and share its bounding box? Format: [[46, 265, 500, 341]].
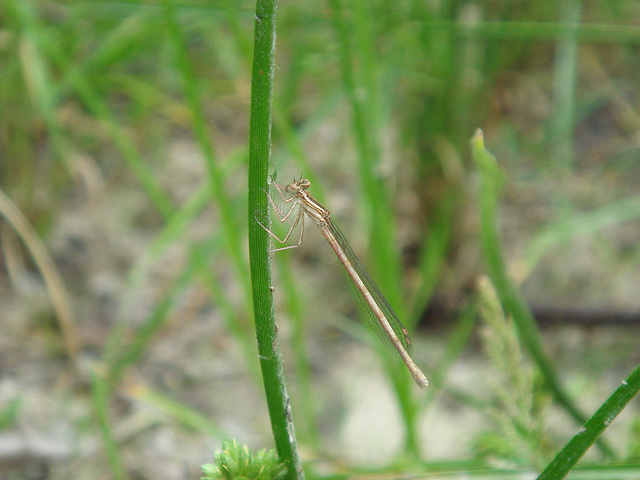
[[248, 1, 304, 479]]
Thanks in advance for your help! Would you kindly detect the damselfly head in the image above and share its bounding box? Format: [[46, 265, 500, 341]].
[[285, 178, 311, 193]]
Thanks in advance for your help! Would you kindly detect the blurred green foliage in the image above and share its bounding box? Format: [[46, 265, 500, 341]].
[[1, 0, 639, 478]]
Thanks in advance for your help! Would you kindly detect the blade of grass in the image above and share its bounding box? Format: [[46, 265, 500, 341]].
[[516, 194, 640, 281], [220, 2, 364, 446], [328, 0, 421, 456], [248, 0, 304, 479], [9, 1, 75, 176], [162, 0, 252, 307], [124, 382, 228, 439], [327, 0, 401, 300], [537, 364, 640, 480], [0, 186, 80, 364], [551, 0, 581, 176], [216, 3, 321, 443], [90, 368, 126, 480], [471, 129, 613, 457], [161, 0, 263, 379], [549, 0, 581, 287]]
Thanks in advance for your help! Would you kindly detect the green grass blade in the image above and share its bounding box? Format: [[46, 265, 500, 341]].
[[537, 364, 640, 480], [162, 0, 252, 306], [127, 383, 228, 438], [90, 368, 126, 480], [248, 0, 304, 478], [550, 0, 581, 174], [520, 195, 640, 279]]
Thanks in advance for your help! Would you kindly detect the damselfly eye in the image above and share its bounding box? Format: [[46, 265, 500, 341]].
[[286, 182, 302, 194], [299, 179, 311, 190]]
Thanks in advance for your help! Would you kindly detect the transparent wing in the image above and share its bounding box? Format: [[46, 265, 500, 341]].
[[327, 220, 413, 356]]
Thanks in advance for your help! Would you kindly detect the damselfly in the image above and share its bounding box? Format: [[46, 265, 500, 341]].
[[259, 177, 428, 389]]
